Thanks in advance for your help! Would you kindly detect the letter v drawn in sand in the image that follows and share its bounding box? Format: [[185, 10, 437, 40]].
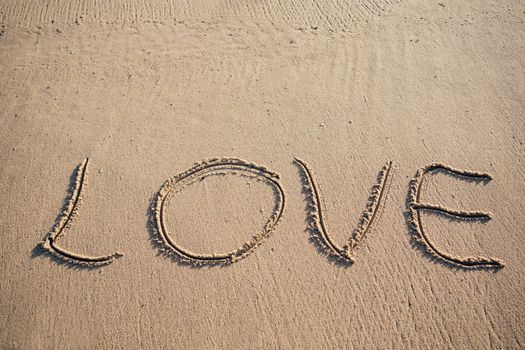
[[40, 158, 123, 267], [151, 158, 286, 266], [294, 158, 395, 264], [408, 163, 505, 269]]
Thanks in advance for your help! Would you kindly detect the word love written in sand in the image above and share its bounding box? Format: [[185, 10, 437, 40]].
[[39, 157, 505, 270]]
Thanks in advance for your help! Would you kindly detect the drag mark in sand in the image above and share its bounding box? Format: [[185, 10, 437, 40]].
[[294, 158, 394, 264], [151, 158, 285, 266], [40, 158, 123, 267], [408, 163, 505, 269]]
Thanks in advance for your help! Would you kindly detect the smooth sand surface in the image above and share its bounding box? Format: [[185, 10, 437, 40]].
[[0, 0, 524, 348]]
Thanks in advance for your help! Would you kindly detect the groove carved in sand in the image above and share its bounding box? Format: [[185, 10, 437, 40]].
[[408, 163, 505, 269], [294, 158, 394, 264], [41, 158, 123, 267], [151, 158, 286, 266]]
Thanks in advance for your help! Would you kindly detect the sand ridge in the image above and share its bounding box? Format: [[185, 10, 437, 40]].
[[0, 0, 402, 31]]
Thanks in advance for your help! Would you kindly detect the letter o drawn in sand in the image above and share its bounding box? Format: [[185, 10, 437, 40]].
[[151, 158, 286, 266]]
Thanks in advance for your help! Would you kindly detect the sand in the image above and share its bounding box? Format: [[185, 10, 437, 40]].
[[0, 0, 524, 348]]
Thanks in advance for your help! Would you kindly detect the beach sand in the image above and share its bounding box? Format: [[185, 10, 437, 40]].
[[0, 0, 524, 348]]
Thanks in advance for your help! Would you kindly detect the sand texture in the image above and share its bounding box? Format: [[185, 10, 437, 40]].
[[0, 0, 524, 349]]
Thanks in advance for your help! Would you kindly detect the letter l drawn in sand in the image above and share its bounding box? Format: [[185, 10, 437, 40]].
[[40, 158, 123, 267]]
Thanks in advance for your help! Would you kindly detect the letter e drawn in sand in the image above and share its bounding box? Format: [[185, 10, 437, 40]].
[[39, 159, 123, 267], [294, 158, 395, 265], [151, 158, 286, 266], [408, 163, 505, 269]]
